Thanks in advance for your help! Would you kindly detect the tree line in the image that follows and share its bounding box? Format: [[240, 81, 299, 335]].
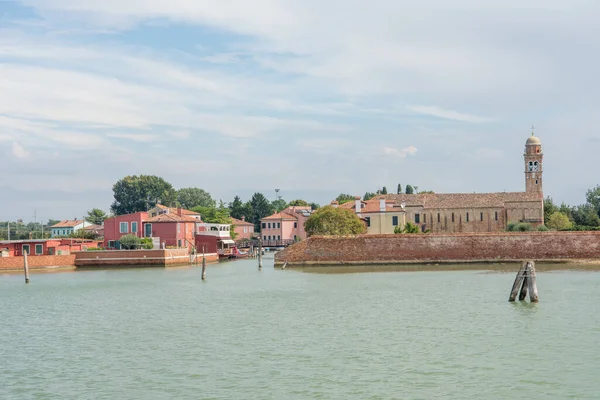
[[543, 185, 600, 230]]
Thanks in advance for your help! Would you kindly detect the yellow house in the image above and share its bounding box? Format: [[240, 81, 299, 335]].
[[336, 197, 407, 234]]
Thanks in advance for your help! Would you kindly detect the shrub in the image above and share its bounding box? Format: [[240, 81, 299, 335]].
[[516, 223, 533, 232], [120, 234, 141, 250], [537, 225, 549, 231], [507, 222, 518, 232], [85, 247, 104, 251], [140, 237, 154, 249]]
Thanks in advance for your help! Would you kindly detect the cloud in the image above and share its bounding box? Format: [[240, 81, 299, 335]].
[[383, 146, 418, 158], [406, 106, 492, 123], [107, 133, 160, 142], [12, 142, 31, 159]]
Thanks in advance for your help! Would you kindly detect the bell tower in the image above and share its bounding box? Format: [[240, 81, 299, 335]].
[[524, 128, 543, 194]]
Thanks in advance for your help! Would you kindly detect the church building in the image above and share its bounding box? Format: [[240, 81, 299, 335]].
[[337, 133, 545, 234]]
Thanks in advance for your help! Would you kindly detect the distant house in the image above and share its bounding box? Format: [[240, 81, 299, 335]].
[[50, 219, 93, 238], [103, 206, 202, 250], [231, 216, 255, 240], [82, 224, 104, 238], [0, 238, 102, 257], [260, 206, 313, 243], [336, 197, 406, 234]]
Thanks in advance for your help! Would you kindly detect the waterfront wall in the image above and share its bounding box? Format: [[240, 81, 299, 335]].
[[75, 248, 218, 267], [274, 232, 600, 266], [0, 255, 76, 271]]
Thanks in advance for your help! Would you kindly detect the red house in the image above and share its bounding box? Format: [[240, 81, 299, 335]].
[[231, 217, 255, 240], [0, 239, 101, 257], [103, 206, 201, 250]]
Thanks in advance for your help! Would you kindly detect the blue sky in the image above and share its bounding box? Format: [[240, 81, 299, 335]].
[[1, 0, 599, 221]]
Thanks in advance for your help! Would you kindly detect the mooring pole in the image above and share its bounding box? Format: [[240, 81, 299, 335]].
[[509, 261, 528, 302], [519, 275, 529, 301], [258, 239, 263, 269], [527, 261, 539, 302], [201, 245, 206, 280], [23, 252, 30, 284]]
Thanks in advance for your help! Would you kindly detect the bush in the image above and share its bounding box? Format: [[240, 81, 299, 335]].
[[85, 247, 104, 251], [507, 222, 533, 232], [537, 225, 549, 232], [120, 234, 141, 250], [140, 238, 155, 249]]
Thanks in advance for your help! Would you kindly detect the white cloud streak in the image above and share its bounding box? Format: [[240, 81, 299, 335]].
[[406, 106, 492, 123]]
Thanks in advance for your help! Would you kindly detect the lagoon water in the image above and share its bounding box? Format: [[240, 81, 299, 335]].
[[1, 256, 600, 399]]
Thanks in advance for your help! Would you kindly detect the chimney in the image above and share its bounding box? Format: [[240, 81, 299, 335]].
[[355, 196, 361, 214], [379, 199, 386, 213], [330, 201, 339, 208], [177, 207, 183, 216], [241, 216, 245, 221]]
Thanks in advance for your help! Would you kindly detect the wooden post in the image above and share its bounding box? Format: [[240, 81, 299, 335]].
[[519, 275, 528, 301], [258, 239, 263, 269], [201, 245, 206, 280], [527, 261, 539, 302], [508, 261, 527, 302], [23, 252, 30, 284]]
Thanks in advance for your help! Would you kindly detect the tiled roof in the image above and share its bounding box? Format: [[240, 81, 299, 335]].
[[261, 212, 298, 221], [51, 220, 85, 228], [82, 224, 103, 231], [379, 192, 542, 209], [144, 213, 198, 223], [231, 217, 253, 226]]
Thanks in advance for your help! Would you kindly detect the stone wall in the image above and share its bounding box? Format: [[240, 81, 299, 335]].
[[0, 255, 76, 270], [275, 232, 600, 266], [75, 248, 196, 267]]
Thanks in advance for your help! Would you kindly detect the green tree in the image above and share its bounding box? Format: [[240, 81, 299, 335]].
[[546, 212, 573, 230], [397, 184, 402, 194], [272, 198, 287, 212], [419, 190, 435, 194], [363, 192, 376, 201], [191, 206, 231, 224], [381, 186, 388, 194], [120, 234, 141, 250], [572, 204, 600, 227], [250, 193, 275, 230], [586, 185, 600, 215], [288, 199, 309, 206], [335, 193, 355, 204], [405, 185, 415, 194], [543, 196, 558, 222], [177, 187, 215, 209], [86, 208, 108, 225], [110, 175, 177, 215], [304, 206, 366, 236], [229, 196, 246, 219], [309, 202, 320, 211], [394, 221, 420, 234]]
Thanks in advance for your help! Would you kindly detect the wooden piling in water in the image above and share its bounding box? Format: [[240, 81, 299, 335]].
[[509, 261, 538, 303], [201, 245, 206, 280], [258, 239, 263, 269], [23, 252, 30, 284]]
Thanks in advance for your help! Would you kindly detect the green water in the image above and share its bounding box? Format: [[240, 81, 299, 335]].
[[1, 256, 599, 399]]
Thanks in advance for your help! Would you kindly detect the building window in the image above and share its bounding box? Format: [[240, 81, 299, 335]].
[[35, 244, 43, 255], [437, 213, 441, 223], [177, 223, 181, 233], [466, 212, 470, 222], [120, 222, 128, 233], [243, 227, 247, 233], [424, 214, 426, 223], [277, 222, 281, 228], [178, 240, 182, 248], [262, 223, 266, 229], [480, 212, 484, 221], [415, 214, 420, 223], [108, 240, 115, 248], [263, 236, 266, 241], [268, 235, 271, 240], [392, 216, 399, 226], [144, 223, 152, 237], [365, 217, 371, 227], [452, 213, 455, 222], [277, 235, 281, 240], [22, 244, 30, 255], [294, 222, 297, 228], [535, 179, 538, 185], [132, 221, 138, 233], [268, 223, 271, 229]]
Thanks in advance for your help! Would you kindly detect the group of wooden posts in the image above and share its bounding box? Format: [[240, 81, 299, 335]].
[[508, 260, 539, 302], [195, 241, 265, 281]]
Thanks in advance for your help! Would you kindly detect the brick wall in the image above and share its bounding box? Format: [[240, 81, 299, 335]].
[[0, 255, 76, 270], [74, 248, 196, 267], [275, 231, 600, 266]]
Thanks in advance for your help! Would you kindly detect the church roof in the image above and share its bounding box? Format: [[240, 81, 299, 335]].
[[526, 135, 541, 145], [378, 192, 541, 209]]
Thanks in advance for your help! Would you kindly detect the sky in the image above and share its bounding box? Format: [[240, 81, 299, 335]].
[[1, 0, 599, 222]]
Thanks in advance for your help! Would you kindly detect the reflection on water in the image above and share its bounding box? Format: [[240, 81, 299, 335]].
[[1, 258, 599, 399]]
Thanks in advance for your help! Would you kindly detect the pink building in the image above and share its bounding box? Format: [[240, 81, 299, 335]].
[[231, 217, 255, 240], [260, 206, 312, 243], [103, 206, 202, 250]]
